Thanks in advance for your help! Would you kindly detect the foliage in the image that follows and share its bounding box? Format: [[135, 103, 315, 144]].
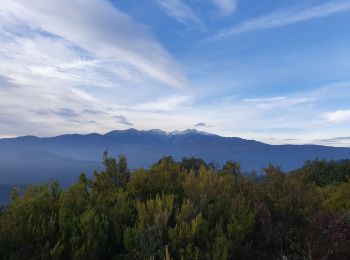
[[0, 155, 350, 259]]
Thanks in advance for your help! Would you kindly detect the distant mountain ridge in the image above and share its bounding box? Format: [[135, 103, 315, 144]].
[[1, 128, 350, 187], [105, 128, 216, 137]]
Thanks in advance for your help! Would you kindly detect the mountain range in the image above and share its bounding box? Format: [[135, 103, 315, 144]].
[[0, 129, 350, 185], [1, 128, 350, 188]]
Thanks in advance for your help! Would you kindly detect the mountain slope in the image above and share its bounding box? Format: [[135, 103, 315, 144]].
[[1, 129, 350, 186]]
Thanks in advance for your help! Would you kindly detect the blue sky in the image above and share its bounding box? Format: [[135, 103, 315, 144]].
[[1, 0, 350, 146]]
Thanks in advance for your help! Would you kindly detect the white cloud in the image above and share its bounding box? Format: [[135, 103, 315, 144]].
[[210, 1, 350, 41], [1, 0, 188, 88], [156, 0, 205, 30], [323, 109, 350, 123]]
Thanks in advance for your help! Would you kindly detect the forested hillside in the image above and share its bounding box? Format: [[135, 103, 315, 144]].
[[0, 154, 349, 259]]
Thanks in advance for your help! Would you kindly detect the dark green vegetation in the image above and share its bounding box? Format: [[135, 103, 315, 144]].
[[0, 153, 349, 259]]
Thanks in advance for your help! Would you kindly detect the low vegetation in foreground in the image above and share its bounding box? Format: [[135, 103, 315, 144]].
[[0, 153, 350, 259]]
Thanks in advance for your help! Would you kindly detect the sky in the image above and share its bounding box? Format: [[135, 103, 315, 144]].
[[1, 0, 350, 146]]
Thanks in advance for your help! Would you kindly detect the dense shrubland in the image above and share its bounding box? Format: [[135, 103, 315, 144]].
[[0, 153, 349, 259]]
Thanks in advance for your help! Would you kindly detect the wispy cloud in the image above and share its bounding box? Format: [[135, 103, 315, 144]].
[[317, 136, 350, 143], [0, 0, 192, 136], [70, 119, 98, 125], [241, 96, 317, 110], [113, 115, 133, 126], [2, 0, 188, 88], [156, 0, 236, 27], [209, 0, 237, 16], [34, 108, 79, 118], [195, 122, 212, 127], [314, 136, 350, 147], [209, 1, 350, 41], [82, 109, 108, 115], [156, 0, 205, 30], [133, 95, 190, 112]]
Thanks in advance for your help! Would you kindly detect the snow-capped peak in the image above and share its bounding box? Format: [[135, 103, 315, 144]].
[[169, 129, 213, 136], [106, 128, 214, 137], [147, 129, 168, 135]]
